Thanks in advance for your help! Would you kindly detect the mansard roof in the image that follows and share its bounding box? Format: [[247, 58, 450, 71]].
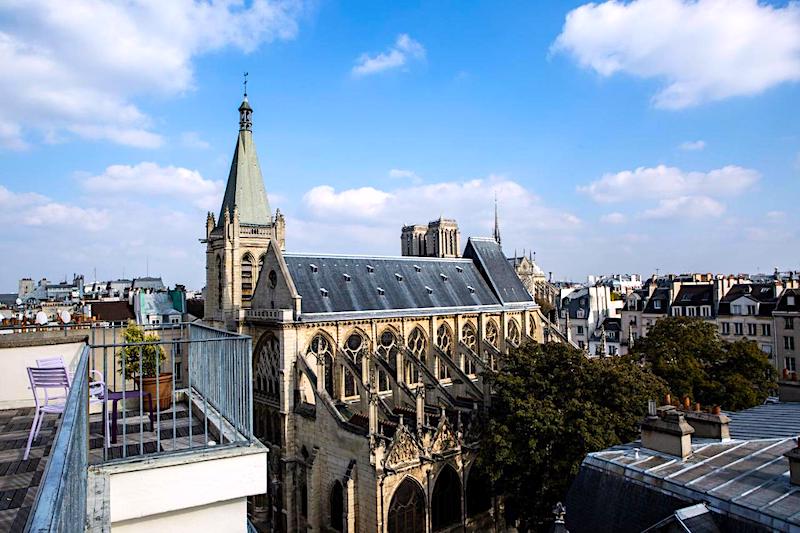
[[283, 253, 501, 316], [217, 100, 271, 227], [463, 238, 533, 304]]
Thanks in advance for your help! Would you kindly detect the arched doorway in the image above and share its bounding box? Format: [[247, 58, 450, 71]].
[[330, 480, 344, 532], [432, 465, 462, 531], [388, 478, 425, 533]]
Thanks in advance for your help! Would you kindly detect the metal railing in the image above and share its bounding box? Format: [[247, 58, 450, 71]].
[[25, 345, 89, 533], [88, 321, 253, 463]]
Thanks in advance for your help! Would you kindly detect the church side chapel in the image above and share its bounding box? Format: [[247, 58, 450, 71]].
[[204, 94, 547, 532]]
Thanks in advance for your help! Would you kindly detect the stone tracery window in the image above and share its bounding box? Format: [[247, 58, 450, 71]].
[[388, 478, 425, 533], [308, 334, 334, 397], [435, 324, 452, 380], [342, 333, 367, 397], [376, 330, 398, 391], [485, 320, 499, 348], [462, 323, 477, 375], [241, 253, 254, 300], [508, 319, 521, 347], [405, 327, 426, 384], [528, 316, 536, 337], [254, 334, 280, 402]]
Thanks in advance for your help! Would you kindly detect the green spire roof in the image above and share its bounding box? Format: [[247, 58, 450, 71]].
[[217, 98, 271, 227]]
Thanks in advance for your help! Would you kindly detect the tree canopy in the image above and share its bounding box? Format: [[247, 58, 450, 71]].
[[479, 341, 667, 530], [630, 316, 776, 410]]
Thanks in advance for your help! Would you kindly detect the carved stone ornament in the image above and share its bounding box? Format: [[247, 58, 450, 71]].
[[385, 423, 422, 468], [430, 416, 458, 455]]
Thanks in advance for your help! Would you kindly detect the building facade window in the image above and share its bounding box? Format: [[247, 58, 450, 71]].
[[342, 333, 367, 398], [734, 323, 743, 335], [747, 305, 756, 315], [785, 336, 795, 351], [732, 304, 742, 315], [786, 317, 795, 330], [762, 323, 771, 337], [576, 325, 584, 335], [241, 253, 254, 300], [747, 323, 757, 336], [721, 322, 730, 335], [435, 324, 452, 380], [786, 357, 797, 372]]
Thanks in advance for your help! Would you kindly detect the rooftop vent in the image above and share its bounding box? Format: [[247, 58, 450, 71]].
[[310, 263, 318, 273], [440, 273, 448, 281], [413, 264, 421, 272], [425, 286, 433, 294], [395, 273, 403, 282], [377, 287, 385, 296], [467, 285, 475, 294], [343, 273, 351, 282], [320, 288, 329, 297], [456, 266, 463, 273], [367, 265, 375, 273]]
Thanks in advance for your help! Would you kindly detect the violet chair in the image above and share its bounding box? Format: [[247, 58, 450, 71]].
[[36, 356, 111, 448], [24, 366, 70, 460]]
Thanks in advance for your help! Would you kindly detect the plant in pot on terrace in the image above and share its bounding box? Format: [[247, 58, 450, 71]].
[[119, 322, 173, 409]]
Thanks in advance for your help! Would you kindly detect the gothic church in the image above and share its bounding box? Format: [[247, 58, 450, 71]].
[[205, 96, 548, 532]]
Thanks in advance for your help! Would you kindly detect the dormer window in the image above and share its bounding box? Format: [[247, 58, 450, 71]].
[[467, 285, 475, 294], [654, 300, 661, 309], [425, 286, 433, 294], [789, 295, 796, 306], [395, 273, 403, 281], [413, 265, 421, 272], [309, 263, 318, 273], [319, 288, 328, 297], [366, 265, 374, 273], [343, 273, 351, 282], [440, 273, 448, 281], [456, 266, 463, 273], [377, 287, 385, 295], [577, 309, 585, 319]]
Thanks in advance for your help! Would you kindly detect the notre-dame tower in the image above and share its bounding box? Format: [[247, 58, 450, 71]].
[[203, 94, 285, 327]]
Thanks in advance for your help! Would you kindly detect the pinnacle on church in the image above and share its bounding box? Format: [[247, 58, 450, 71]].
[[217, 87, 272, 227], [493, 193, 502, 247]]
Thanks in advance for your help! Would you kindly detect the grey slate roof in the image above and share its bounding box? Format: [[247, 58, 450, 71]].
[[726, 402, 800, 440], [284, 253, 501, 316], [217, 116, 271, 227], [463, 238, 533, 304]]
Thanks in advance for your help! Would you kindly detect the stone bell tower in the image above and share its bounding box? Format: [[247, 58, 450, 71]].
[[203, 91, 285, 327]]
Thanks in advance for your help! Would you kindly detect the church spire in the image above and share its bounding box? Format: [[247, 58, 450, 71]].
[[493, 193, 502, 247]]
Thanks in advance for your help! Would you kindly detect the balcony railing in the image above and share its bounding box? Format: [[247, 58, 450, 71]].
[[25, 345, 90, 533]]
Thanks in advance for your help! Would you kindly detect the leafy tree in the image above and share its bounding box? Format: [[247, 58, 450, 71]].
[[631, 316, 776, 410], [479, 341, 667, 531]]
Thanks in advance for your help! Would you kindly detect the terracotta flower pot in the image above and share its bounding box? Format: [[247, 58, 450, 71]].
[[142, 373, 173, 410]]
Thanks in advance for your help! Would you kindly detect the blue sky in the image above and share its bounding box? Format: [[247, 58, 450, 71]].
[[1, 0, 799, 291]]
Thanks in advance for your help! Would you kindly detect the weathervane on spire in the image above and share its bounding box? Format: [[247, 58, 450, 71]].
[[243, 72, 249, 97]]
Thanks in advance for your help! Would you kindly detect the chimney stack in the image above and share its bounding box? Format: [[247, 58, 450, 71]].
[[641, 404, 694, 458], [785, 438, 800, 486], [684, 410, 731, 441]]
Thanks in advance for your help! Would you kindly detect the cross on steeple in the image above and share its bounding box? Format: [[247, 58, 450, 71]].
[[243, 72, 249, 97]]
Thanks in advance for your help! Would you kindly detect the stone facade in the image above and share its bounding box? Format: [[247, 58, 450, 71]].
[[401, 218, 461, 259]]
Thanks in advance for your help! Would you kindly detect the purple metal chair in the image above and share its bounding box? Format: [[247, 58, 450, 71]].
[[36, 356, 111, 448], [24, 366, 70, 460]]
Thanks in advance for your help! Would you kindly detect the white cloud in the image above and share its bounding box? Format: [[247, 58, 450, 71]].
[[389, 168, 422, 184], [303, 185, 392, 218], [352, 34, 426, 77], [180, 131, 211, 149], [679, 140, 706, 151], [0, 0, 303, 149], [0, 185, 110, 231], [578, 164, 759, 203], [82, 162, 224, 210], [767, 210, 786, 220], [552, 0, 800, 109], [640, 195, 725, 219], [297, 175, 581, 254], [600, 212, 626, 224]]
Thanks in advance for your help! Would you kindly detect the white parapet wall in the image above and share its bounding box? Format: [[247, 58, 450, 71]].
[[0, 339, 85, 409], [89, 444, 268, 532]]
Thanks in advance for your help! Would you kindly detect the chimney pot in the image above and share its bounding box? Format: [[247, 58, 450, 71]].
[[664, 393, 671, 406], [694, 402, 701, 412], [683, 396, 691, 409], [712, 405, 721, 415]]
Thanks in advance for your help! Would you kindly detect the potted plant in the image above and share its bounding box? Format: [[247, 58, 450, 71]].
[[119, 322, 173, 409]]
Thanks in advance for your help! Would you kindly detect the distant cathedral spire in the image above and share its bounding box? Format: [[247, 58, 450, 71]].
[[493, 193, 502, 247]]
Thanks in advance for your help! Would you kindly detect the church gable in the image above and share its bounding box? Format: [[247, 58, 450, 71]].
[[251, 241, 300, 313], [385, 422, 423, 469]]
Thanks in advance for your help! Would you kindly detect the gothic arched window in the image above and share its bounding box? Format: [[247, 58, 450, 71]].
[[308, 334, 334, 397], [376, 330, 398, 391], [342, 333, 367, 397], [405, 327, 426, 384], [466, 463, 492, 517], [241, 253, 254, 300], [388, 478, 425, 533], [216, 255, 223, 309], [462, 323, 477, 375], [435, 324, 452, 380], [254, 334, 280, 402], [528, 316, 536, 337], [508, 319, 521, 347], [485, 320, 499, 348]]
